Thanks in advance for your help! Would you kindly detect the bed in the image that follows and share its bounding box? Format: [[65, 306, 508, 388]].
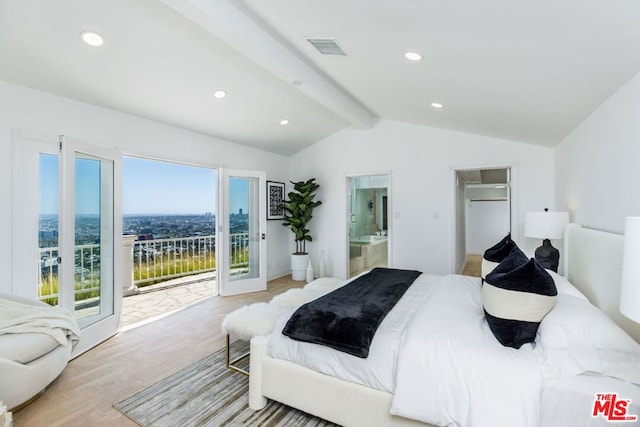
[[249, 224, 640, 426]]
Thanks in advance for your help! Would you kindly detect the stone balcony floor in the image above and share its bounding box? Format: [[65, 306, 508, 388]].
[[121, 272, 217, 329]]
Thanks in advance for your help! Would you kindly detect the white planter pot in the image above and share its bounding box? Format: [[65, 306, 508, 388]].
[[291, 253, 310, 281]]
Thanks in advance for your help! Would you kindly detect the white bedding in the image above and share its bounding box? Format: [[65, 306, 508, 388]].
[[390, 274, 543, 427], [267, 272, 640, 426], [268, 273, 441, 392]]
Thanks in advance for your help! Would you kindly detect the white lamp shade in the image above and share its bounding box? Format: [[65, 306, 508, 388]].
[[524, 211, 569, 240], [621, 216, 640, 323]]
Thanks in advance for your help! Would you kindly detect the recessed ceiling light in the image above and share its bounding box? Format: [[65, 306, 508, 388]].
[[431, 102, 444, 109], [213, 90, 226, 99], [404, 51, 422, 61], [280, 119, 289, 126], [80, 30, 104, 47]]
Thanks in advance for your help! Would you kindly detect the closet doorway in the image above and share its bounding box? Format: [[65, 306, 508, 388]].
[[346, 173, 391, 277], [453, 167, 514, 276]]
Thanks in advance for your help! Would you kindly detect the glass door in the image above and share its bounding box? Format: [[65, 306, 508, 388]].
[[61, 138, 122, 355], [218, 169, 266, 295], [13, 133, 122, 357]]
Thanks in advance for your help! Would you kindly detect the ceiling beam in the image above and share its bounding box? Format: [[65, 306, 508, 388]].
[[160, 0, 375, 129]]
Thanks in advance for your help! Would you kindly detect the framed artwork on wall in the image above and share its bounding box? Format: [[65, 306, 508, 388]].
[[267, 181, 285, 220]]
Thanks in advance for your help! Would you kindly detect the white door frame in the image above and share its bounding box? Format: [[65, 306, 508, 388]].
[[12, 130, 123, 357], [12, 130, 57, 298], [345, 171, 392, 278], [450, 162, 518, 274], [218, 169, 267, 296], [61, 136, 123, 356]]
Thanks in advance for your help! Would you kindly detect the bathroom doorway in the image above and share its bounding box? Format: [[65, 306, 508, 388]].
[[346, 173, 390, 277]]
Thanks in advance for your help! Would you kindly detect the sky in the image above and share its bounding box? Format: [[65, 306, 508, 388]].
[[39, 155, 249, 216], [39, 154, 59, 215], [123, 157, 217, 215]]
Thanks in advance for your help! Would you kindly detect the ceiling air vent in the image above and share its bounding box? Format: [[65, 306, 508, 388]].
[[306, 38, 346, 55]]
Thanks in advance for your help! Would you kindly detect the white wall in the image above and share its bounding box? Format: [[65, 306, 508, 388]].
[[0, 80, 291, 295], [465, 200, 510, 255], [289, 119, 554, 278], [555, 69, 640, 233], [554, 70, 640, 339]]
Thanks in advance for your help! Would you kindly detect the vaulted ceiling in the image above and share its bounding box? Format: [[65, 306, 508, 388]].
[[1, 0, 639, 155]]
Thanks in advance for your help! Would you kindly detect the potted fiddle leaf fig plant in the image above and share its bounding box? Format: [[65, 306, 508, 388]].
[[282, 178, 322, 280]]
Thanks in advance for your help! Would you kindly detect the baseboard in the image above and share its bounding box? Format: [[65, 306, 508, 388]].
[[267, 272, 291, 282]]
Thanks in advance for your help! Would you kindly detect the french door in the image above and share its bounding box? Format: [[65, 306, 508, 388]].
[[14, 132, 122, 357], [218, 169, 266, 296]]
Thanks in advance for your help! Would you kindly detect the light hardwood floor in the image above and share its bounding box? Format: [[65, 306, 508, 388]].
[[462, 254, 482, 277], [12, 276, 303, 427]]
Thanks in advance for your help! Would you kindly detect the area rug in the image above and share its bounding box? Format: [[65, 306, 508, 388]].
[[114, 340, 339, 426]]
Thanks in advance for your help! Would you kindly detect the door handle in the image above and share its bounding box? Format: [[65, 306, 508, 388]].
[[261, 233, 266, 240]]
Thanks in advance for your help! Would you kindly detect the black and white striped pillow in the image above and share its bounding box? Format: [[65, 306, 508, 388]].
[[483, 253, 557, 349], [481, 234, 521, 281]]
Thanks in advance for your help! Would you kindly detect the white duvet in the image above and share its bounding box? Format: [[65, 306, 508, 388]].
[[268, 273, 441, 392], [390, 274, 543, 427], [269, 273, 544, 426]]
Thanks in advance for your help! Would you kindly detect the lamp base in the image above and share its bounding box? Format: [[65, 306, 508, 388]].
[[534, 239, 559, 272]]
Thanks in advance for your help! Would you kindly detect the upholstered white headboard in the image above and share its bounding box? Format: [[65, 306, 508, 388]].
[[564, 223, 640, 342]]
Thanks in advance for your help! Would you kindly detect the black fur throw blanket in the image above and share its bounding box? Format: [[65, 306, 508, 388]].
[[282, 268, 422, 358]]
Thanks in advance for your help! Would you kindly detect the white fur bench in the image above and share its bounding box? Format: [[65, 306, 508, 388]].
[[221, 277, 342, 375]]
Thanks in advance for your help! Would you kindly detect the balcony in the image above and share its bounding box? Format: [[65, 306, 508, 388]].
[[38, 233, 250, 326]]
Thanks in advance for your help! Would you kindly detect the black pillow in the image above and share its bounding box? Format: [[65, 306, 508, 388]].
[[481, 234, 522, 280], [483, 254, 557, 349], [490, 245, 528, 273]]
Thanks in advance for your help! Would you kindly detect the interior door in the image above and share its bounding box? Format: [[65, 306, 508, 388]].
[[218, 169, 266, 296], [13, 133, 122, 357]]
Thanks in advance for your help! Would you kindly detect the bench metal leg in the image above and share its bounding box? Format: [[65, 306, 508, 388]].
[[225, 334, 250, 376]]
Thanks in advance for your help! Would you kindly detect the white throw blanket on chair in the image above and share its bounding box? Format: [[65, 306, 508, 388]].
[[0, 298, 80, 347]]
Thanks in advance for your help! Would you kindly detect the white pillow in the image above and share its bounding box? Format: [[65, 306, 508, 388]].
[[544, 270, 588, 301], [534, 294, 640, 385]]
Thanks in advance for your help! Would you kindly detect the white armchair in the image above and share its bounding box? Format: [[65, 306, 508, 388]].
[[0, 293, 78, 410]]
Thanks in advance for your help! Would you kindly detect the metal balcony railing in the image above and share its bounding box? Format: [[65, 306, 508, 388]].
[[38, 244, 101, 305], [133, 235, 216, 285], [37, 233, 250, 303]]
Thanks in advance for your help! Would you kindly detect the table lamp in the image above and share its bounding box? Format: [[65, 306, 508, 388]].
[[524, 209, 569, 272]]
